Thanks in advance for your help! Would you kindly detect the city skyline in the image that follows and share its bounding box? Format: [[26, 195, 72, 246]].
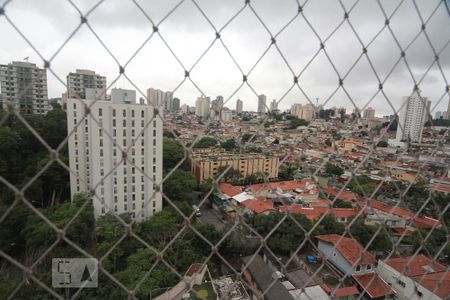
[[0, 0, 448, 116]]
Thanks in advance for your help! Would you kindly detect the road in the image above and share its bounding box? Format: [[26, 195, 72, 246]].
[[198, 208, 226, 231]]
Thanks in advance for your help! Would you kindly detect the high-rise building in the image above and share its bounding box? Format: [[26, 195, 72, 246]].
[[0, 61, 50, 114], [210, 96, 224, 120], [181, 104, 189, 114], [258, 94, 266, 116], [435, 111, 444, 119], [290, 103, 314, 120], [300, 103, 315, 120], [173, 98, 180, 111], [396, 90, 430, 143], [270, 99, 278, 112], [446, 98, 450, 119], [67, 69, 106, 100], [195, 95, 210, 118], [236, 99, 243, 114], [363, 107, 375, 120], [147, 88, 164, 107], [290, 103, 302, 117], [163, 91, 173, 111], [221, 108, 232, 122], [66, 88, 163, 221]]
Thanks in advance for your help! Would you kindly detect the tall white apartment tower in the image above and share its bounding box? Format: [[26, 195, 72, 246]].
[[363, 107, 375, 120], [67, 69, 106, 100], [195, 95, 210, 118], [258, 94, 266, 116], [270, 99, 278, 112], [0, 61, 50, 114], [236, 99, 243, 114], [396, 90, 431, 143], [67, 88, 163, 221]]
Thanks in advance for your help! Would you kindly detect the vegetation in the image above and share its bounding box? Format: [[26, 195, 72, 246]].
[[287, 117, 309, 129], [0, 193, 229, 299], [219, 138, 238, 151], [324, 162, 344, 176], [192, 136, 217, 149], [0, 109, 69, 207]]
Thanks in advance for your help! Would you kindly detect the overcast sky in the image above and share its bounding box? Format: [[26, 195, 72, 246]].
[[1, 0, 449, 116]]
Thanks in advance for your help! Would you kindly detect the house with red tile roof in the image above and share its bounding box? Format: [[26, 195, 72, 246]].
[[321, 284, 359, 299], [377, 255, 449, 300], [279, 206, 357, 223], [323, 187, 358, 203], [316, 234, 377, 276], [367, 199, 439, 230], [352, 272, 395, 299]]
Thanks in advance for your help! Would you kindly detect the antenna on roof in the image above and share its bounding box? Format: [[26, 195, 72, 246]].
[[23, 57, 29, 62]]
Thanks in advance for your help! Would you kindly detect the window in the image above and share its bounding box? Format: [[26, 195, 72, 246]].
[[417, 291, 423, 298], [355, 265, 361, 272], [141, 110, 144, 118], [123, 109, 126, 117], [98, 108, 102, 116], [366, 265, 372, 270], [113, 119, 116, 126], [112, 109, 116, 117], [131, 110, 135, 117], [397, 280, 406, 288]]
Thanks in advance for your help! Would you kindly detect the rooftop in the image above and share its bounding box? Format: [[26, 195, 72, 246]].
[[352, 272, 395, 298], [316, 234, 376, 266]]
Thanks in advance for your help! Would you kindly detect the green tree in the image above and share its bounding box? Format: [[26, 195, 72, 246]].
[[163, 170, 197, 202], [163, 139, 188, 172], [325, 162, 344, 176], [313, 215, 345, 235], [220, 138, 238, 150], [192, 136, 217, 148]]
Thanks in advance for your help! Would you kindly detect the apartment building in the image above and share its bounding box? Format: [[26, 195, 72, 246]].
[[0, 61, 50, 114], [67, 69, 107, 100], [189, 148, 279, 183], [66, 88, 163, 221], [396, 90, 431, 143]]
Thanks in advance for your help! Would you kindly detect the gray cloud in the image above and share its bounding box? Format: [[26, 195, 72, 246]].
[[0, 0, 448, 116]]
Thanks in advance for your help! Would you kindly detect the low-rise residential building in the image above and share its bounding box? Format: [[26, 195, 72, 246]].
[[189, 149, 279, 183], [377, 255, 449, 300]]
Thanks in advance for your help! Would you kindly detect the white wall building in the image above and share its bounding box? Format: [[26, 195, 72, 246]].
[[195, 95, 210, 118], [258, 94, 266, 116], [377, 255, 449, 300], [210, 96, 224, 120], [363, 107, 375, 120], [67, 89, 163, 221], [67, 69, 106, 100], [269, 99, 278, 112], [0, 61, 50, 114], [396, 90, 431, 143], [236, 99, 243, 114]]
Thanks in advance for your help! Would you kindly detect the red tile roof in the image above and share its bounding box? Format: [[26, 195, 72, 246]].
[[323, 187, 358, 202], [352, 272, 395, 299], [384, 255, 446, 277], [279, 206, 357, 220], [219, 183, 242, 197], [428, 184, 450, 194], [316, 234, 376, 265], [414, 271, 450, 299], [248, 180, 317, 193], [321, 284, 359, 297], [368, 199, 439, 229], [240, 198, 274, 214]]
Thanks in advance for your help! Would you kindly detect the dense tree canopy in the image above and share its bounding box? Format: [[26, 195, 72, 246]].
[[192, 136, 217, 148], [0, 109, 70, 207]]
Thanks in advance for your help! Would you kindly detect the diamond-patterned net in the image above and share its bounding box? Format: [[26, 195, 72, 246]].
[[0, 0, 449, 299]]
